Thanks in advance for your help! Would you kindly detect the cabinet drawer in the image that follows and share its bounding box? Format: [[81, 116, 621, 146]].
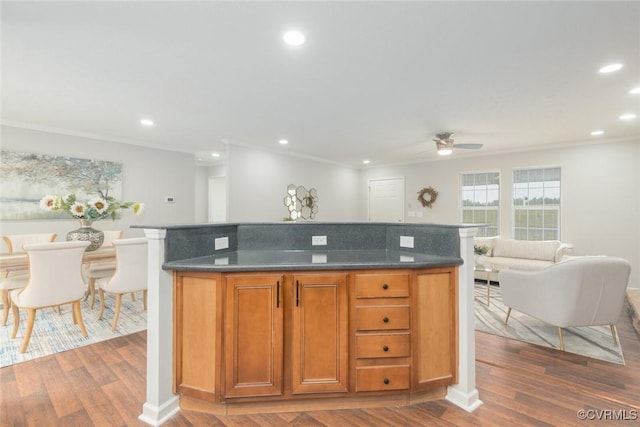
[[355, 274, 410, 298], [356, 334, 410, 359], [356, 306, 410, 331], [356, 365, 410, 392]]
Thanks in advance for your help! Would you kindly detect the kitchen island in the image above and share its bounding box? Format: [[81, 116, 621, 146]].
[[136, 222, 482, 425]]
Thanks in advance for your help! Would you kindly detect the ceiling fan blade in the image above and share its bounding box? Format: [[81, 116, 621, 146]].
[[453, 143, 483, 150]]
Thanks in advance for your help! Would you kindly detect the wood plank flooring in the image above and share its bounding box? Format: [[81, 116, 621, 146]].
[[2, 312, 639, 426]]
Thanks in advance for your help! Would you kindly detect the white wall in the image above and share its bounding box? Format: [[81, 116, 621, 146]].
[[0, 125, 197, 250], [359, 140, 640, 288], [4, 125, 637, 288], [226, 144, 361, 222]]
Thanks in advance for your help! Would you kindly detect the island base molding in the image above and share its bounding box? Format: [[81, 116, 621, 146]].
[[180, 387, 447, 416]]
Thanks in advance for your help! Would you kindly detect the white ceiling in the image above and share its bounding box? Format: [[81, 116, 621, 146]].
[[2, 1, 639, 167]]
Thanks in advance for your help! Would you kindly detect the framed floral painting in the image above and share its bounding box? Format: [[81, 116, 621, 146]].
[[0, 150, 123, 220]]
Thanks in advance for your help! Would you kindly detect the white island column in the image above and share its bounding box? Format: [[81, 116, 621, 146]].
[[446, 227, 483, 412], [139, 229, 180, 426]]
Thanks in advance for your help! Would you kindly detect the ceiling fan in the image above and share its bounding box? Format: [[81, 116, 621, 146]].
[[433, 132, 483, 156]]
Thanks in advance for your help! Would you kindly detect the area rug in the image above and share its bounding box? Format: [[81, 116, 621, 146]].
[[0, 293, 146, 367], [474, 283, 625, 365]]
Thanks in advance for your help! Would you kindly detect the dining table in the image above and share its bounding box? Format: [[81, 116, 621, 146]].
[[0, 245, 116, 273]]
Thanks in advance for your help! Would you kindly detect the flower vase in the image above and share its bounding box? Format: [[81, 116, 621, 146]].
[[67, 219, 104, 251]]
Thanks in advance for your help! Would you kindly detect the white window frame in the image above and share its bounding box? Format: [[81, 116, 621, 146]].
[[512, 166, 562, 241], [459, 171, 500, 237]]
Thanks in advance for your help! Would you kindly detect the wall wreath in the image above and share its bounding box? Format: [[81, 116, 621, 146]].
[[417, 186, 439, 208]]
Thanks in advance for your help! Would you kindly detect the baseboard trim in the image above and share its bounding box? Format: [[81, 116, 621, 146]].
[[180, 387, 446, 416], [138, 396, 181, 426]]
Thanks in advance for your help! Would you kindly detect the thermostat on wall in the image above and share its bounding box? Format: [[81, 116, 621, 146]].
[[165, 196, 175, 204]]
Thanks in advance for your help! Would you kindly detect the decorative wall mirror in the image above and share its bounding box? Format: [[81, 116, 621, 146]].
[[284, 184, 318, 220]]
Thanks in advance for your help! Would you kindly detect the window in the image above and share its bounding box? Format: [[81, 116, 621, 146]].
[[512, 167, 561, 240], [461, 172, 499, 237]]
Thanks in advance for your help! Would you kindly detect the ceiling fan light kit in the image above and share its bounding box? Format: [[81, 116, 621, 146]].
[[437, 143, 453, 156], [433, 132, 483, 155]]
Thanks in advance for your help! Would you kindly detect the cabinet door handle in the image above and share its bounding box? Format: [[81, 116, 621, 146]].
[[382, 345, 389, 352], [382, 283, 389, 290], [383, 378, 390, 385], [382, 316, 389, 323], [276, 281, 280, 308], [296, 280, 300, 307]]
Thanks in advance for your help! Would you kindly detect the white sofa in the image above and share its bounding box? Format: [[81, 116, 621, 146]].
[[473, 237, 573, 282]]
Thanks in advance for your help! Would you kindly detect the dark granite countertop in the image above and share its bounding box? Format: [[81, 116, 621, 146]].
[[163, 249, 463, 272]]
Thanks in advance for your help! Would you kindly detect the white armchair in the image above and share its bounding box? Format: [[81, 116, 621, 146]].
[[500, 256, 631, 351]]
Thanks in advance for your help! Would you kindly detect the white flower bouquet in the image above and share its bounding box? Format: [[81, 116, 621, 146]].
[[40, 194, 144, 223]]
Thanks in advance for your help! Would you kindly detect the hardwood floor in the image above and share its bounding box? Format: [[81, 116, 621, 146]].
[[2, 312, 639, 426]]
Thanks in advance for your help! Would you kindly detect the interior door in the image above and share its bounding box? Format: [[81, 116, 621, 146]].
[[368, 177, 405, 222], [208, 176, 227, 222]]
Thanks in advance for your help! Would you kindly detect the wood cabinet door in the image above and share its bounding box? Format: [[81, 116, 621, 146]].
[[291, 273, 349, 394], [413, 268, 458, 389], [224, 274, 284, 398], [174, 272, 222, 402]]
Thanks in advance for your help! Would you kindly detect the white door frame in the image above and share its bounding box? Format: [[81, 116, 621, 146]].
[[208, 175, 227, 222]]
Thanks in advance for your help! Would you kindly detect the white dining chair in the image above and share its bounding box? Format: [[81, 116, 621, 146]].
[[96, 237, 148, 331], [1, 233, 57, 326], [9, 240, 90, 353], [84, 230, 123, 309], [2, 233, 58, 256]]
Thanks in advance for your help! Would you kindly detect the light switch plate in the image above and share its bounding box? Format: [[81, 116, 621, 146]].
[[312, 235, 327, 246], [215, 236, 229, 250], [400, 235, 414, 248]]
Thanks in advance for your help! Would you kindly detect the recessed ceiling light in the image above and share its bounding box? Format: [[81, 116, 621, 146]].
[[590, 130, 604, 136], [599, 63, 623, 74], [283, 30, 306, 46], [629, 87, 640, 95], [619, 113, 637, 121], [140, 118, 154, 126], [211, 153, 221, 158], [362, 159, 370, 164], [278, 139, 289, 145]]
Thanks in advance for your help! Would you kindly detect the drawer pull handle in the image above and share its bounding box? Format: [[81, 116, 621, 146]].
[[383, 378, 390, 385], [382, 345, 389, 352], [382, 316, 389, 323], [382, 283, 389, 290]]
